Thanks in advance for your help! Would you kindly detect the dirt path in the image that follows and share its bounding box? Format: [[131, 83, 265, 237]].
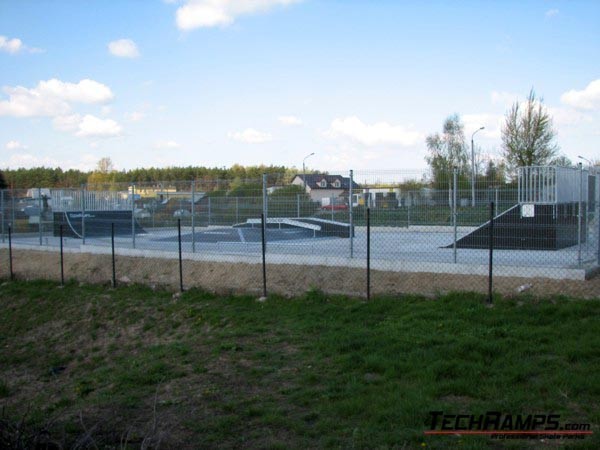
[[1, 248, 598, 298]]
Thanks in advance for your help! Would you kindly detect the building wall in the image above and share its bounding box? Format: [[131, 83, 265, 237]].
[[309, 189, 344, 202]]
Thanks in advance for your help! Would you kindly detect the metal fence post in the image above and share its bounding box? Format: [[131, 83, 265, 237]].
[[236, 196, 239, 224], [1, 189, 4, 244], [297, 194, 300, 218], [8, 225, 14, 280], [208, 197, 211, 226], [453, 168, 458, 264], [81, 184, 86, 245], [330, 195, 334, 221], [577, 163, 583, 265], [191, 180, 196, 253], [111, 223, 116, 288], [131, 183, 136, 249], [60, 225, 65, 286], [178, 218, 183, 292], [488, 201, 494, 305], [38, 187, 43, 246], [11, 189, 15, 233], [261, 212, 267, 298], [366, 207, 371, 301], [349, 169, 354, 258], [262, 173, 268, 224]]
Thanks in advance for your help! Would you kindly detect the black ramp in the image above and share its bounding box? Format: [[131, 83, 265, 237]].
[[446, 203, 584, 250], [54, 211, 146, 238]]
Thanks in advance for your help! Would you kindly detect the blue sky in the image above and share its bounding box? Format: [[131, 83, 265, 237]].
[[1, 0, 599, 172]]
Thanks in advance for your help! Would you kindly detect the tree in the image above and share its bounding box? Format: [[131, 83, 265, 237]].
[[0, 170, 7, 190], [88, 157, 117, 187], [501, 89, 559, 170], [549, 155, 573, 167], [425, 114, 470, 202], [96, 157, 114, 173]]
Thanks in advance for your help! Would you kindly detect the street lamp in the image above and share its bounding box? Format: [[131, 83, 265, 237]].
[[471, 127, 485, 207], [578, 155, 592, 166], [302, 152, 315, 192]]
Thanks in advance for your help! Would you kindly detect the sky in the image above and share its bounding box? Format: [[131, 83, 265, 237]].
[[0, 0, 599, 173]]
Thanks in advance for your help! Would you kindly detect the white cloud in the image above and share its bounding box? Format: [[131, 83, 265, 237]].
[[491, 91, 520, 108], [155, 140, 181, 149], [545, 9, 559, 18], [547, 106, 592, 127], [76, 115, 123, 138], [278, 115, 302, 126], [325, 116, 422, 147], [5, 140, 26, 150], [0, 35, 42, 54], [0, 78, 114, 118], [108, 39, 140, 58], [2, 154, 60, 169], [462, 114, 504, 139], [0, 35, 23, 53], [1, 153, 99, 171], [175, 0, 302, 30], [53, 114, 82, 132], [126, 111, 145, 122], [229, 128, 273, 144], [560, 79, 600, 110]]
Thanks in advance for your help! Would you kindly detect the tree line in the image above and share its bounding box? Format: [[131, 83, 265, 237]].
[[0, 164, 298, 189]]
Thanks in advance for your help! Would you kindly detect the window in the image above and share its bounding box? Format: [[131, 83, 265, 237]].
[[333, 179, 341, 188], [319, 179, 327, 188]]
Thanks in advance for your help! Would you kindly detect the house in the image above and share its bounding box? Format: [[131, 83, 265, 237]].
[[291, 174, 359, 203]]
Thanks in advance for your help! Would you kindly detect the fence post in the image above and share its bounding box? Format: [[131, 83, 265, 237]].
[[236, 197, 239, 224], [453, 168, 458, 264], [38, 187, 43, 246], [131, 183, 136, 249], [60, 225, 64, 286], [407, 201, 411, 227], [261, 212, 267, 298], [366, 207, 371, 301], [495, 188, 499, 217], [8, 225, 13, 280], [11, 189, 15, 231], [111, 223, 116, 288], [208, 197, 211, 226], [1, 189, 4, 244], [577, 163, 583, 265], [297, 194, 300, 218], [178, 218, 183, 292], [262, 174, 268, 224], [349, 169, 354, 258], [191, 180, 196, 253], [488, 201, 494, 305], [81, 184, 86, 245]]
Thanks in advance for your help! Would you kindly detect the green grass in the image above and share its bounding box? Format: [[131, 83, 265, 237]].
[[0, 280, 598, 448]]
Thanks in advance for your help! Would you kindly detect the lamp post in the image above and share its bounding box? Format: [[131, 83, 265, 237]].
[[578, 155, 592, 166], [471, 127, 485, 207], [302, 152, 315, 193]]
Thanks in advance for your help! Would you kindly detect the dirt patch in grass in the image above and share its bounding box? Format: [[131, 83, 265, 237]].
[[1, 248, 598, 298]]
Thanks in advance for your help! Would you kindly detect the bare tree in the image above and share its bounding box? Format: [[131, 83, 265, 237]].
[[96, 157, 115, 174], [501, 89, 559, 170], [425, 114, 469, 187]]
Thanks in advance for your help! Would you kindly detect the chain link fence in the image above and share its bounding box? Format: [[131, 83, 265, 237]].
[[1, 167, 599, 298]]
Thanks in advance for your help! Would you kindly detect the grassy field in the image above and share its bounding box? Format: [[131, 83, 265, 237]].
[[0, 281, 598, 449]]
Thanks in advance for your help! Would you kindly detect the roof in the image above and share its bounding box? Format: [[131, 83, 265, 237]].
[[293, 174, 360, 190]]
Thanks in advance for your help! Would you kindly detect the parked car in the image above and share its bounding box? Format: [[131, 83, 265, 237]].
[[321, 203, 348, 211]]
